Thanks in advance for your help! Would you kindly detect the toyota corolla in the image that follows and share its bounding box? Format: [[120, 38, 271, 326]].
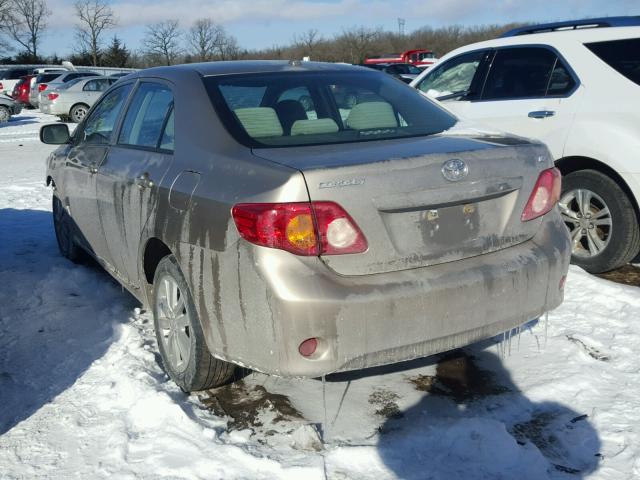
[[40, 61, 571, 392]]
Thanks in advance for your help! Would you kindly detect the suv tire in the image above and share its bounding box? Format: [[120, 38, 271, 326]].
[[560, 169, 640, 273]]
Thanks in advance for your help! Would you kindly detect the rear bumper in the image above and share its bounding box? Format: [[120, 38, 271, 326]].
[[197, 210, 571, 377]]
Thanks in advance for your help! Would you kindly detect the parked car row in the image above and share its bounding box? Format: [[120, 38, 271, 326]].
[[0, 64, 133, 123]]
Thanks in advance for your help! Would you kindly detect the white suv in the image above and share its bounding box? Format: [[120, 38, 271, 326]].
[[412, 18, 640, 273]]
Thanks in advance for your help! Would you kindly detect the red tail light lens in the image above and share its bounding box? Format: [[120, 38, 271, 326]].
[[522, 167, 562, 222], [38, 83, 48, 92], [47, 93, 59, 100], [232, 201, 368, 256], [0, 82, 3, 90]]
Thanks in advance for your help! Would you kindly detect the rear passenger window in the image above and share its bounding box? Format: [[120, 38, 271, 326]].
[[482, 47, 575, 100], [586, 38, 640, 87], [83, 79, 110, 92], [118, 83, 174, 149]]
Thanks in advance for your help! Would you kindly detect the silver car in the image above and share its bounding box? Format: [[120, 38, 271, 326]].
[[39, 76, 117, 122], [40, 61, 571, 392], [0, 93, 22, 122], [30, 71, 99, 108]]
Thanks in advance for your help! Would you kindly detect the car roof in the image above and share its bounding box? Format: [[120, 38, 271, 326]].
[[125, 60, 370, 80], [441, 26, 640, 57]]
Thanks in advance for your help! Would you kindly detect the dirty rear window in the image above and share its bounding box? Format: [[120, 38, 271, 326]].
[[203, 70, 456, 148]]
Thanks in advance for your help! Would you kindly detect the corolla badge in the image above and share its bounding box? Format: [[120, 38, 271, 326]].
[[441, 159, 469, 182]]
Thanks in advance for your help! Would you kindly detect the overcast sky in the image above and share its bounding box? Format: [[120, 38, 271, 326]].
[[39, 0, 639, 56]]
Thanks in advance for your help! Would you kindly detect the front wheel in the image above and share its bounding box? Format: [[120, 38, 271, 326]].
[[559, 169, 640, 273], [153, 255, 235, 392]]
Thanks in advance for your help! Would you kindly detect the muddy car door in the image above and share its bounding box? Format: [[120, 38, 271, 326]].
[[95, 81, 175, 287], [62, 82, 133, 264]]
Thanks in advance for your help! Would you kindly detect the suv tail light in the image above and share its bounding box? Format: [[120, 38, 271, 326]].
[[0, 82, 3, 91], [47, 92, 59, 101], [232, 201, 368, 256], [38, 83, 47, 92], [521, 167, 562, 222]]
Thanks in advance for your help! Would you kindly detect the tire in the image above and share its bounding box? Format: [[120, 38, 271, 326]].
[[52, 193, 83, 263], [0, 106, 10, 123], [153, 255, 235, 392], [69, 103, 89, 123], [559, 169, 640, 273]]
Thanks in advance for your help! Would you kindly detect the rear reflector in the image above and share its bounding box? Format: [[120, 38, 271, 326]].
[[232, 201, 367, 256], [521, 167, 561, 222], [298, 338, 318, 357]]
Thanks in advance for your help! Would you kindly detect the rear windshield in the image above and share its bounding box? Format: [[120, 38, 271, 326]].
[[203, 70, 456, 148], [585, 38, 640, 86], [36, 73, 63, 83]]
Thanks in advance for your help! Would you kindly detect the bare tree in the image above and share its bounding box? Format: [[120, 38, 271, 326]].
[[292, 28, 321, 59], [187, 18, 220, 62], [335, 26, 382, 64], [217, 33, 239, 60], [144, 19, 182, 66], [74, 0, 116, 66], [0, 0, 14, 54], [3, 0, 49, 60]]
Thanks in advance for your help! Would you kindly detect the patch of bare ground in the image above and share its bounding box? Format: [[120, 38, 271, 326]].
[[200, 380, 303, 431], [409, 351, 509, 402], [596, 264, 640, 287]]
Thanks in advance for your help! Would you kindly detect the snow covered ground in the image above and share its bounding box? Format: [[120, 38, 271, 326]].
[[1, 110, 639, 479]]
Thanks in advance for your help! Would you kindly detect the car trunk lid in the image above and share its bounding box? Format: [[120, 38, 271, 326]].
[[252, 134, 551, 276]]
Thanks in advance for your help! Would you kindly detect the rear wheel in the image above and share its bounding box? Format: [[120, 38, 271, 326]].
[[153, 255, 235, 392], [69, 103, 89, 123], [0, 106, 10, 123], [52, 193, 83, 263], [559, 169, 640, 273]]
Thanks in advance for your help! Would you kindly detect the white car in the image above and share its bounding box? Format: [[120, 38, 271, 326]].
[[412, 17, 640, 273], [39, 76, 117, 122]]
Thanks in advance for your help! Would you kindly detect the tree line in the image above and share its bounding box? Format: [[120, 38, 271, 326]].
[[0, 0, 524, 68]]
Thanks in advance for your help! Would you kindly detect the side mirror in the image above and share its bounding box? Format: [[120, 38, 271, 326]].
[[40, 124, 70, 145]]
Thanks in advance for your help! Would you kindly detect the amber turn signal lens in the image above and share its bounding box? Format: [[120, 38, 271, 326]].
[[286, 214, 317, 251]]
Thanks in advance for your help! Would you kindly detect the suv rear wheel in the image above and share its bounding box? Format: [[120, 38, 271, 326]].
[[153, 255, 235, 392], [559, 170, 640, 273]]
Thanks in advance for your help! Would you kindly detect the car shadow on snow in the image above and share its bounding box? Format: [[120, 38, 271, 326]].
[[0, 208, 137, 435], [374, 347, 602, 479]]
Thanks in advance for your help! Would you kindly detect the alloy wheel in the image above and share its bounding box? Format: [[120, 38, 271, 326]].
[[559, 188, 612, 258], [156, 274, 192, 373]]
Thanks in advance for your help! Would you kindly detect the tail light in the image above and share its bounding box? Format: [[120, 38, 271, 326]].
[[38, 83, 47, 92], [48, 93, 59, 100], [0, 82, 3, 91], [232, 201, 368, 256], [521, 167, 562, 222]]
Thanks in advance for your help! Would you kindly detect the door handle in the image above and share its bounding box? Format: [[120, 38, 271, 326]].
[[528, 110, 555, 119], [135, 173, 154, 190]]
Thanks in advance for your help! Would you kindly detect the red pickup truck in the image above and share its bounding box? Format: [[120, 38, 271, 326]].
[[364, 49, 438, 68]]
